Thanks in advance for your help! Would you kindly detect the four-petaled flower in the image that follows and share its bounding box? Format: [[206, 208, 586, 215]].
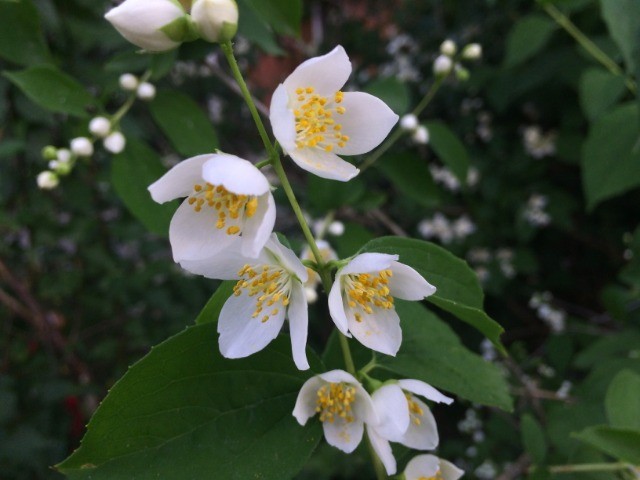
[[404, 454, 465, 480], [328, 253, 436, 355], [293, 369, 378, 452], [367, 380, 453, 475], [149, 152, 275, 263], [270, 45, 399, 182]]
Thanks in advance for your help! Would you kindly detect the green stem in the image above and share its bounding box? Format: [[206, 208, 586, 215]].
[[544, 462, 631, 474], [111, 70, 152, 126], [254, 158, 272, 169], [543, 3, 637, 94]]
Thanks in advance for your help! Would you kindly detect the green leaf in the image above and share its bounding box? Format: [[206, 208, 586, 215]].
[[359, 237, 505, 352], [503, 15, 557, 68], [582, 103, 640, 209], [111, 140, 176, 236], [3, 65, 95, 117], [424, 121, 469, 182], [148, 90, 218, 157], [236, 0, 283, 54], [600, 0, 640, 74], [0, 0, 50, 66], [574, 330, 640, 369], [195, 281, 236, 325], [56, 324, 323, 479], [605, 370, 640, 429], [306, 175, 365, 213], [376, 301, 513, 411], [364, 77, 410, 115], [241, 0, 302, 36], [376, 153, 440, 208], [579, 68, 627, 121], [573, 426, 640, 464], [521, 413, 548, 464]]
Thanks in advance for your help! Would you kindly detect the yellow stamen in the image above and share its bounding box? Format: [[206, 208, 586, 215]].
[[344, 269, 394, 320], [316, 383, 356, 424], [293, 87, 349, 152], [233, 264, 291, 320]]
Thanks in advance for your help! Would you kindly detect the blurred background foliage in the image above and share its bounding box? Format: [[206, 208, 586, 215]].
[[0, 0, 639, 478]]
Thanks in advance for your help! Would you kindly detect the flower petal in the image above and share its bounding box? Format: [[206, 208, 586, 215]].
[[269, 84, 297, 153], [322, 418, 363, 453], [397, 379, 453, 405], [169, 199, 235, 262], [346, 305, 402, 356], [405, 454, 440, 480], [282, 45, 351, 98], [353, 382, 379, 425], [241, 192, 276, 258], [201, 153, 270, 195], [367, 427, 397, 475], [399, 396, 438, 450], [341, 252, 398, 276], [388, 262, 436, 300], [217, 291, 286, 359], [148, 154, 212, 203], [334, 92, 399, 156], [440, 459, 465, 480], [264, 234, 308, 282], [371, 384, 410, 441], [293, 376, 324, 425], [328, 277, 350, 336], [317, 369, 359, 385], [288, 282, 310, 370], [288, 148, 359, 182], [178, 245, 250, 279]]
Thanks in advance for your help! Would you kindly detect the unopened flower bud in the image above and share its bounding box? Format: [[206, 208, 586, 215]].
[[412, 125, 430, 145], [304, 286, 318, 304], [328, 221, 345, 236], [137, 82, 156, 101], [400, 114, 419, 132], [192, 0, 239, 43], [119, 73, 139, 91], [105, 0, 187, 52], [37, 171, 59, 190], [455, 64, 470, 81], [57, 148, 72, 163], [42, 145, 58, 161], [70, 137, 94, 157], [89, 116, 112, 138], [104, 131, 126, 154], [440, 39, 457, 57], [462, 43, 482, 60], [433, 55, 453, 76]]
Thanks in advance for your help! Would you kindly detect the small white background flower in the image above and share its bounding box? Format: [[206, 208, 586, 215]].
[[148, 152, 276, 262], [404, 454, 465, 480], [328, 253, 436, 355], [270, 45, 398, 181], [293, 369, 377, 452]]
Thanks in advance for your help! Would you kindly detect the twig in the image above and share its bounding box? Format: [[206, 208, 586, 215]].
[[367, 209, 409, 237]]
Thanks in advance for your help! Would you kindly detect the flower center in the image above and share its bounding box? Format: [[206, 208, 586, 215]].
[[418, 472, 443, 480], [293, 87, 350, 152], [316, 382, 356, 424], [233, 264, 291, 323], [188, 183, 259, 236], [405, 393, 424, 426], [344, 269, 394, 323]]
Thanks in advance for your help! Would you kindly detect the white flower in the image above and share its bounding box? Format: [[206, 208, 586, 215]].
[[301, 239, 338, 289], [192, 0, 238, 43], [119, 73, 139, 91], [37, 171, 59, 190], [56, 148, 72, 163], [462, 43, 482, 60], [328, 253, 436, 355], [136, 82, 156, 101], [440, 39, 457, 57], [433, 55, 453, 76], [404, 454, 464, 480], [148, 152, 276, 262], [70, 137, 93, 157], [367, 380, 453, 475], [103, 132, 126, 154], [105, 0, 186, 52], [89, 116, 111, 138], [412, 125, 429, 145], [270, 46, 398, 182], [293, 369, 377, 452], [328, 220, 345, 236], [400, 113, 419, 131]]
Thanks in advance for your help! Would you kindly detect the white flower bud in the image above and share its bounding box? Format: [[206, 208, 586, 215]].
[[192, 0, 239, 43], [304, 286, 318, 304], [462, 43, 482, 60], [70, 137, 94, 157], [440, 39, 457, 57], [56, 148, 72, 163], [136, 82, 156, 101], [433, 55, 453, 76], [37, 171, 59, 190], [412, 125, 430, 145], [119, 73, 139, 91], [103, 131, 126, 154], [328, 221, 345, 236], [400, 113, 419, 132], [48, 160, 59, 170], [89, 116, 112, 138], [105, 0, 186, 52]]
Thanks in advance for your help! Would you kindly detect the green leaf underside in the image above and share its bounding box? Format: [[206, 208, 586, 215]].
[[359, 237, 505, 352], [3, 65, 95, 117], [504, 14, 557, 68], [579, 68, 626, 121], [573, 426, 640, 464], [423, 121, 469, 182], [605, 370, 640, 430], [0, 0, 50, 67], [148, 90, 219, 157], [57, 324, 323, 479], [195, 281, 236, 325], [236, 0, 283, 54], [111, 140, 176, 236], [600, 0, 640, 74], [376, 301, 513, 411]]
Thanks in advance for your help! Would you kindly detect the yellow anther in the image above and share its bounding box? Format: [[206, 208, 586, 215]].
[[406, 393, 424, 426], [316, 383, 356, 424], [417, 472, 444, 480], [344, 268, 395, 320], [305, 87, 314, 93], [227, 226, 240, 235], [296, 87, 304, 94], [293, 88, 349, 152], [233, 263, 291, 320]]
